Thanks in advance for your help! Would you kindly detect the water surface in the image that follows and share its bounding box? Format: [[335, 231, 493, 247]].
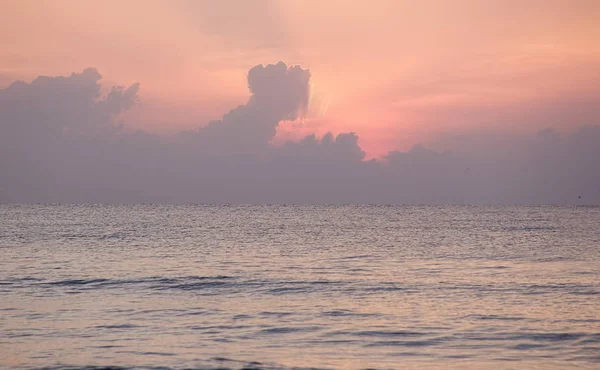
[[1, 205, 599, 369]]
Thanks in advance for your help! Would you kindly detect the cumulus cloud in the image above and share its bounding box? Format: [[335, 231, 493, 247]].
[[276, 132, 365, 164], [0, 68, 144, 202], [0, 63, 599, 204], [0, 68, 138, 139], [179, 61, 310, 157]]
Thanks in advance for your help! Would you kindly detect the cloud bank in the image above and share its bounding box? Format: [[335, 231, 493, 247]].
[[1, 63, 599, 204]]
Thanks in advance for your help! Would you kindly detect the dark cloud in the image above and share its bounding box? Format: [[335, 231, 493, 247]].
[[0, 63, 599, 204]]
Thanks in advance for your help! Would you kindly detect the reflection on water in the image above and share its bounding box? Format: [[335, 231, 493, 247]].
[[1, 205, 599, 369]]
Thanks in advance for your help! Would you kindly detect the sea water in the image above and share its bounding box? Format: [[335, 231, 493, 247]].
[[1, 205, 599, 369]]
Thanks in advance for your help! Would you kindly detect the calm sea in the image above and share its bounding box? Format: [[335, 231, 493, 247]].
[[1, 205, 599, 370]]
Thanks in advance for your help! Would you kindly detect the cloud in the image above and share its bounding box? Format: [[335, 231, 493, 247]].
[[0, 68, 138, 140], [382, 127, 600, 204], [0, 63, 599, 204], [178, 61, 310, 156], [0, 68, 141, 202], [276, 132, 365, 164]]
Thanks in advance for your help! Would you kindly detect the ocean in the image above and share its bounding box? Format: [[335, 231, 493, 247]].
[[1, 204, 599, 369]]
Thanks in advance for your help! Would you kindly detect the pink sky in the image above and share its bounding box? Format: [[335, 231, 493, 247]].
[[2, 0, 600, 158]]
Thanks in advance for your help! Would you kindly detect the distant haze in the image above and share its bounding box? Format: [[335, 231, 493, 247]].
[[1, 1, 599, 203]]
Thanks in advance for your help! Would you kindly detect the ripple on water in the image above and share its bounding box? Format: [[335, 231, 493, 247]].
[[2, 204, 600, 369]]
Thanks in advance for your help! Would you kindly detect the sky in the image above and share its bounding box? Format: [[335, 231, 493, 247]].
[[1, 0, 599, 203]]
